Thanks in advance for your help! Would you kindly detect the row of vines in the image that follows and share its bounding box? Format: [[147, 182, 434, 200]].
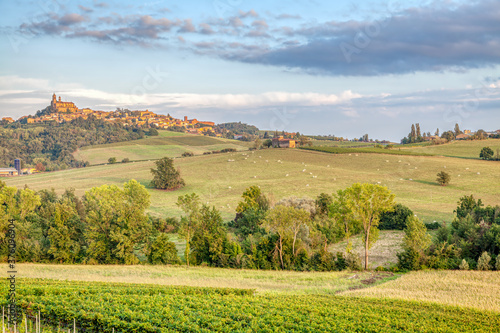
[[1, 279, 499, 332]]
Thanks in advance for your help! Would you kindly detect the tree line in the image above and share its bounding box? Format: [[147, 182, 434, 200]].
[[1, 178, 498, 271]]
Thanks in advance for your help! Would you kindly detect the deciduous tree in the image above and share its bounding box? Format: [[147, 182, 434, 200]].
[[343, 183, 395, 270], [150, 157, 185, 190]]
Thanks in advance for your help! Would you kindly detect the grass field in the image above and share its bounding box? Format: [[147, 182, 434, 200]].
[[403, 139, 500, 159], [6, 148, 500, 222], [73, 131, 252, 164], [14, 263, 395, 295], [329, 230, 404, 269], [343, 270, 500, 313]]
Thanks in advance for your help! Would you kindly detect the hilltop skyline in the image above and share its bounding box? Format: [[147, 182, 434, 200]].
[[1, 0, 499, 140]]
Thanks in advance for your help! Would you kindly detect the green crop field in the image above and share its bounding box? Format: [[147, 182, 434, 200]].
[[73, 131, 252, 164], [6, 148, 500, 222], [3, 268, 500, 332]]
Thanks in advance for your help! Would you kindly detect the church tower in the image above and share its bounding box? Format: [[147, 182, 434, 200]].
[[51, 93, 57, 109]]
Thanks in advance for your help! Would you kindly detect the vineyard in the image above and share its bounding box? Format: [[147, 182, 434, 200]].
[[2, 279, 500, 332]]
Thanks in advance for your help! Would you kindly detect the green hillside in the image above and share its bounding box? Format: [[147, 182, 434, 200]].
[[73, 130, 253, 164], [402, 139, 500, 159], [6, 148, 500, 223]]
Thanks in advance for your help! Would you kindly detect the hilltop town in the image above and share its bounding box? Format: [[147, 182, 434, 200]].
[[3, 94, 217, 136]]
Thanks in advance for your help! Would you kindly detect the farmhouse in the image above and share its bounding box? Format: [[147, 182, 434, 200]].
[[0, 168, 18, 176], [272, 136, 296, 148], [456, 133, 472, 140]]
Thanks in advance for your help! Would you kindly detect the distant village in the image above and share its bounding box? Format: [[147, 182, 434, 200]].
[[2, 94, 218, 136]]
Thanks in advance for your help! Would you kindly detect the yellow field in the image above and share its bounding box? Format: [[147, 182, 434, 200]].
[[343, 270, 500, 313]]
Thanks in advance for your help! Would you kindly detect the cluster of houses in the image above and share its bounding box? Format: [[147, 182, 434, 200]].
[[2, 94, 216, 136]]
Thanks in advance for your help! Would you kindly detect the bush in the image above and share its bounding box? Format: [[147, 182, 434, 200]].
[[122, 157, 130, 163], [182, 152, 194, 157], [459, 259, 469, 270], [147, 128, 159, 136], [203, 151, 212, 155], [309, 249, 336, 271], [221, 148, 237, 153], [496, 257, 500, 271], [346, 252, 362, 271], [425, 221, 441, 230], [477, 251, 491, 271], [108, 157, 117, 164]]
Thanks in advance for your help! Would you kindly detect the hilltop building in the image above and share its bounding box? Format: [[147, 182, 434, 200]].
[[51, 94, 79, 113]]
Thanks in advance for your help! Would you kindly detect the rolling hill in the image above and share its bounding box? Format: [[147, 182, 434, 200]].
[[5, 145, 500, 223]]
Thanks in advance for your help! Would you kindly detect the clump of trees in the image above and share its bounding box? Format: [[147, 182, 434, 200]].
[[397, 195, 500, 271], [0, 116, 146, 171], [0, 179, 180, 265]]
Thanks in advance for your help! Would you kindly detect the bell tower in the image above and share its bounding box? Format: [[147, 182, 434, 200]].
[[51, 93, 57, 109]]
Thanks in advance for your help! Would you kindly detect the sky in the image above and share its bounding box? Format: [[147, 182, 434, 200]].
[[0, 0, 499, 140]]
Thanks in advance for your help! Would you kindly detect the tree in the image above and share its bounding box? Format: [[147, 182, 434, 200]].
[[264, 205, 310, 269], [454, 195, 483, 219], [253, 138, 262, 149], [263, 139, 272, 148], [379, 203, 413, 230], [480, 147, 494, 160], [435, 128, 440, 137], [436, 171, 451, 186], [343, 183, 395, 270], [410, 124, 416, 143], [84, 180, 151, 264], [454, 123, 462, 136], [150, 157, 185, 190], [108, 157, 117, 164], [48, 199, 82, 263], [415, 123, 421, 141], [397, 216, 431, 270], [176, 193, 201, 266], [190, 205, 231, 266], [299, 135, 312, 147], [148, 128, 159, 136], [329, 189, 359, 253], [477, 251, 491, 271], [441, 131, 455, 142], [236, 186, 269, 215], [315, 193, 333, 217], [147, 233, 180, 264]]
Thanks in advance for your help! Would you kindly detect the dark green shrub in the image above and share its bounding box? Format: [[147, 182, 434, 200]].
[[379, 204, 413, 230]]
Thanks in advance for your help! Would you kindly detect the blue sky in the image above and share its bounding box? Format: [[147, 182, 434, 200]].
[[0, 0, 499, 140]]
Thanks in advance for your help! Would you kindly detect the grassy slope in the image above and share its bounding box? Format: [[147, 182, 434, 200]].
[[343, 270, 500, 313], [73, 130, 252, 164], [6, 148, 500, 222], [329, 230, 404, 269], [403, 138, 500, 159]]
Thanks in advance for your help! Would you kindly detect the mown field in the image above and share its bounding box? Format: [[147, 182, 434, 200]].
[[6, 148, 500, 222], [3, 266, 499, 332], [344, 270, 500, 313], [73, 130, 252, 165]]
